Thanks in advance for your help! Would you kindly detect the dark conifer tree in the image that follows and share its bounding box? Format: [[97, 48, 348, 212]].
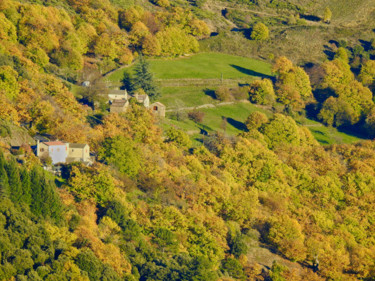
[[5, 160, 22, 204], [0, 153, 9, 199], [20, 168, 32, 205], [40, 176, 61, 221], [132, 56, 160, 101], [29, 167, 62, 221], [30, 167, 43, 217]]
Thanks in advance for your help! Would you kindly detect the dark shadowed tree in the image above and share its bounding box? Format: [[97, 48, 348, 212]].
[[132, 56, 160, 101]]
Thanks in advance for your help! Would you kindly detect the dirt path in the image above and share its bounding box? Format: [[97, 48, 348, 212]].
[[303, 123, 323, 127], [166, 99, 251, 112], [157, 78, 246, 87], [103, 63, 133, 79], [206, 2, 279, 18]]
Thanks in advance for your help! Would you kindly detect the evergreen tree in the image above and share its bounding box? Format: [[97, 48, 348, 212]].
[[5, 160, 22, 204], [39, 176, 61, 221], [0, 167, 9, 199], [19, 168, 31, 205], [29, 167, 62, 221], [30, 167, 43, 217], [132, 56, 160, 101], [0, 153, 9, 199]]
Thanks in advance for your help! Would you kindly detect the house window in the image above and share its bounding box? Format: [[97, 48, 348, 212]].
[[72, 149, 74, 152], [153, 106, 158, 110], [40, 148, 44, 152]]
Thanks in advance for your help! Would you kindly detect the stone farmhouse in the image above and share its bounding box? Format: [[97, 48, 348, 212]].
[[107, 88, 165, 117], [36, 140, 92, 165], [110, 99, 129, 113], [67, 143, 91, 163], [108, 89, 128, 102]]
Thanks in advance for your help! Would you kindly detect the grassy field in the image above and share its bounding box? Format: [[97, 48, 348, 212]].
[[109, 52, 363, 145], [297, 118, 362, 145], [162, 102, 269, 136], [107, 52, 273, 82], [159, 86, 218, 108], [108, 52, 273, 109], [163, 102, 362, 145], [199, 102, 270, 135]]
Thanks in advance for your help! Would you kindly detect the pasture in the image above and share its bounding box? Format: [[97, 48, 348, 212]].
[[109, 52, 363, 145]]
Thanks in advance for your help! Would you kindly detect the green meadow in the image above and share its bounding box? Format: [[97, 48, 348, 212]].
[[110, 52, 363, 145], [108, 52, 273, 81]]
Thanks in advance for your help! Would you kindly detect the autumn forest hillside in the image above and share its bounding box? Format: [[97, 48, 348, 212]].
[[1, 0, 375, 280]]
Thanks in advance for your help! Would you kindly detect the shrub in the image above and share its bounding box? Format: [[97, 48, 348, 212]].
[[153, 0, 170, 7], [245, 111, 268, 130], [267, 215, 306, 261], [215, 86, 232, 101], [169, 110, 187, 121], [166, 127, 192, 148], [98, 136, 141, 178], [221, 258, 245, 279], [0, 124, 11, 137], [231, 86, 248, 100], [75, 249, 103, 280], [188, 110, 205, 123], [248, 79, 275, 105], [250, 23, 269, 41]]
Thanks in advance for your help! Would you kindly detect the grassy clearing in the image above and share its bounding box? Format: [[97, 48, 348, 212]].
[[107, 52, 273, 82], [108, 51, 363, 145], [297, 119, 362, 145], [149, 53, 272, 80], [159, 86, 218, 108], [199, 102, 270, 135], [163, 101, 362, 145], [162, 102, 270, 137]]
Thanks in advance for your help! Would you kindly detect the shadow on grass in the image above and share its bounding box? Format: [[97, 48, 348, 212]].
[[231, 27, 247, 32], [230, 64, 274, 81], [311, 129, 325, 136], [323, 44, 336, 60], [204, 88, 216, 99], [300, 14, 321, 22], [226, 117, 247, 131], [359, 39, 372, 52], [336, 126, 371, 140]]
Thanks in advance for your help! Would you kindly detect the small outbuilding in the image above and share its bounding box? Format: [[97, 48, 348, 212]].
[[110, 99, 129, 113], [133, 93, 150, 108], [150, 102, 166, 118]]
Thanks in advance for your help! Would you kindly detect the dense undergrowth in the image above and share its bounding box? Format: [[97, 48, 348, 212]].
[[2, 105, 375, 280], [1, 0, 375, 280]]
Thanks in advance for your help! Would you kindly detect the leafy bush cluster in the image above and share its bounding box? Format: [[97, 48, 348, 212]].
[[0, 0, 210, 142], [3, 97, 375, 280]]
